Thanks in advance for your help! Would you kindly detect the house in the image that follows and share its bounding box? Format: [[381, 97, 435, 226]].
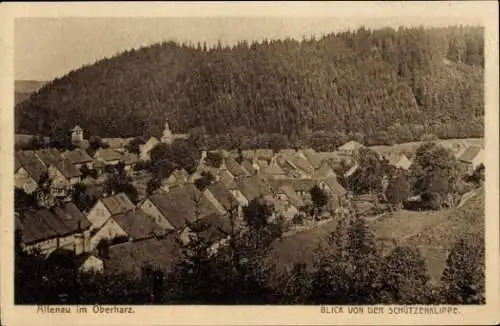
[[160, 120, 189, 145], [15, 134, 50, 150], [290, 153, 316, 176], [386, 154, 412, 171], [14, 151, 45, 194], [86, 192, 135, 231], [35, 148, 63, 167], [219, 169, 237, 188], [139, 136, 160, 161], [272, 185, 304, 220], [241, 150, 256, 161], [458, 147, 485, 172], [139, 184, 220, 232], [89, 208, 166, 250], [205, 182, 240, 213], [313, 161, 337, 180], [18, 202, 91, 255], [255, 149, 274, 162], [70, 125, 85, 145], [268, 178, 317, 199], [262, 160, 288, 180], [240, 159, 257, 175], [187, 170, 203, 184], [121, 152, 139, 171], [49, 159, 82, 185], [163, 169, 189, 188], [62, 149, 94, 169], [93, 148, 123, 166], [102, 137, 133, 153], [226, 157, 250, 178], [77, 254, 104, 274], [303, 149, 323, 170], [106, 234, 181, 277], [318, 177, 348, 207], [338, 140, 364, 156], [179, 213, 233, 254], [235, 175, 273, 203]]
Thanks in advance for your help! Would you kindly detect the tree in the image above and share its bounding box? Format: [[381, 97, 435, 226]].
[[309, 213, 382, 304], [242, 197, 274, 232], [439, 234, 485, 304], [205, 151, 224, 169], [467, 163, 485, 186], [348, 148, 388, 195], [104, 172, 138, 203], [310, 185, 328, 217], [71, 182, 94, 212], [410, 142, 461, 208], [276, 263, 312, 304], [379, 246, 434, 304], [146, 177, 162, 196], [385, 173, 411, 209], [194, 171, 215, 191], [126, 137, 145, 154]]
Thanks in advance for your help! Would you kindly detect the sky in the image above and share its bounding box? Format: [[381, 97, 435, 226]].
[[14, 9, 485, 81]]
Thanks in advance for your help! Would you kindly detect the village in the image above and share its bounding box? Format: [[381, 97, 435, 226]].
[[14, 120, 485, 277]]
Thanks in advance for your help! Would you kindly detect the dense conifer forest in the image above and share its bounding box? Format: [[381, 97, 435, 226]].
[[16, 25, 484, 147]]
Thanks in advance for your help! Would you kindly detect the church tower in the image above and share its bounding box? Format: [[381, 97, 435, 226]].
[[161, 120, 173, 144], [71, 125, 84, 144]]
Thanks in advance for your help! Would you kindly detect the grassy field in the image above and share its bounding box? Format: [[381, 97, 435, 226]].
[[271, 188, 485, 283]]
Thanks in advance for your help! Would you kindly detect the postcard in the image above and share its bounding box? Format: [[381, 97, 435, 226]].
[[1, 2, 499, 325]]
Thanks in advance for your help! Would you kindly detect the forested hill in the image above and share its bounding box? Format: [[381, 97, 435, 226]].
[[16, 25, 484, 145]]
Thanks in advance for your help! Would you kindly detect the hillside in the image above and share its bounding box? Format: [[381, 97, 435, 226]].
[[272, 188, 485, 282], [14, 80, 46, 105], [16, 26, 484, 146]]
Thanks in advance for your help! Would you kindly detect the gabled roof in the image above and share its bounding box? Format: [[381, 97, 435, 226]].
[[102, 138, 133, 149], [278, 149, 296, 157], [113, 208, 165, 240], [94, 148, 123, 162], [458, 147, 483, 164], [303, 149, 322, 169], [241, 150, 256, 161], [279, 185, 304, 208], [313, 162, 337, 179], [344, 164, 359, 178], [323, 177, 347, 196], [62, 149, 93, 165], [207, 182, 238, 211], [121, 152, 139, 165], [219, 170, 238, 190], [171, 169, 189, 181], [236, 175, 272, 201], [101, 192, 135, 216], [35, 148, 63, 166], [19, 203, 90, 244], [225, 157, 249, 177], [188, 213, 233, 244], [15, 150, 47, 182], [71, 125, 82, 132], [240, 160, 257, 175], [291, 154, 315, 174], [386, 154, 412, 170], [51, 202, 91, 232], [107, 234, 181, 276], [269, 178, 317, 193], [147, 184, 219, 229], [263, 161, 286, 176], [255, 149, 274, 161], [53, 159, 82, 179], [338, 140, 364, 151]]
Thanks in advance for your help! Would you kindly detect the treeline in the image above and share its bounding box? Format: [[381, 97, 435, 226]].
[[15, 200, 485, 305], [16, 25, 483, 146]]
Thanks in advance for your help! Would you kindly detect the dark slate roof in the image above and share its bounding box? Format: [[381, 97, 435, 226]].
[[189, 213, 232, 243], [207, 182, 237, 211], [279, 185, 304, 208], [323, 177, 347, 196], [219, 169, 237, 189], [54, 159, 82, 179], [62, 149, 93, 165], [226, 157, 249, 177], [459, 147, 482, 164], [19, 203, 90, 244], [240, 160, 257, 175], [148, 185, 219, 229], [101, 193, 135, 216], [236, 175, 272, 202], [15, 150, 47, 182], [36, 148, 63, 166], [107, 234, 181, 276], [94, 148, 123, 162], [303, 149, 323, 169], [113, 208, 165, 240]]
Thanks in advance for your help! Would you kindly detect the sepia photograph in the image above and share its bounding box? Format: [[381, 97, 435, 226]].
[[1, 2, 499, 325]]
